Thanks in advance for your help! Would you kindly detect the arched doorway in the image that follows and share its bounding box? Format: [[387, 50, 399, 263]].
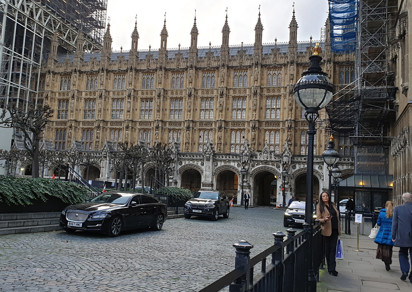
[[82, 165, 100, 180], [254, 171, 277, 206], [181, 169, 201, 192], [216, 170, 237, 201], [144, 168, 155, 189], [53, 164, 68, 179], [294, 174, 320, 202]]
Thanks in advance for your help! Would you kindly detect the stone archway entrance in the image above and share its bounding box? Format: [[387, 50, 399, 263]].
[[294, 174, 320, 202], [216, 170, 238, 201], [145, 168, 155, 188], [181, 169, 201, 192], [254, 171, 277, 206], [82, 165, 100, 180]]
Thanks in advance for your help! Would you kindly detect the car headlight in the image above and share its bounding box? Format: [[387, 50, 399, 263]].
[[91, 212, 109, 219], [284, 211, 291, 216], [206, 203, 215, 208], [61, 209, 67, 215], [184, 202, 192, 207]]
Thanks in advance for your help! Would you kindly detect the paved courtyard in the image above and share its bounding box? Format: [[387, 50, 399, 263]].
[[0, 207, 289, 292]]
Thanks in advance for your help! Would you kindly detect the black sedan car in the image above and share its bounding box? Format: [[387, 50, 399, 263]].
[[184, 191, 230, 220], [60, 192, 167, 236], [283, 201, 317, 227]]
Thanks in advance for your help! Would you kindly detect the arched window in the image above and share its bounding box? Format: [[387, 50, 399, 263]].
[[267, 73, 272, 86]]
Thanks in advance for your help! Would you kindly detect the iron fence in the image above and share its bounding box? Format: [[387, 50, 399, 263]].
[[200, 224, 322, 292]]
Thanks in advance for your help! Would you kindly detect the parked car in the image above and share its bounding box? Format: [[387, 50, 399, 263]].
[[60, 192, 167, 236], [283, 201, 317, 227], [339, 199, 348, 214], [184, 191, 230, 220]]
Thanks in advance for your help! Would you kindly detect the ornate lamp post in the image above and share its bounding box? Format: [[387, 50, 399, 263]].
[[322, 136, 340, 200], [240, 166, 247, 206], [331, 165, 342, 204], [281, 169, 288, 207], [293, 43, 334, 291]]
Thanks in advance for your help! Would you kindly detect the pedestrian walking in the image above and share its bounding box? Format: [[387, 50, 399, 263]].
[[316, 191, 341, 276], [244, 192, 250, 210], [374, 201, 394, 271], [392, 192, 412, 282], [345, 198, 355, 235], [287, 195, 295, 207]]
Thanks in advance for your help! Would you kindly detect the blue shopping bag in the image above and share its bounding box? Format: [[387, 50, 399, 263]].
[[336, 239, 344, 259]]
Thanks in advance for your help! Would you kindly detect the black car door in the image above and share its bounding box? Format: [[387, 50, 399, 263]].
[[127, 195, 144, 229], [139, 195, 158, 227]]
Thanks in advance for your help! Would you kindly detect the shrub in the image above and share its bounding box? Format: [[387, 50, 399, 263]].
[[0, 176, 90, 207], [154, 187, 193, 207]]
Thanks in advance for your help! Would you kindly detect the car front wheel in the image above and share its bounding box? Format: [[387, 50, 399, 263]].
[[223, 207, 230, 218], [153, 214, 164, 231], [64, 228, 75, 234], [212, 209, 219, 221], [184, 214, 191, 219], [108, 216, 122, 237]]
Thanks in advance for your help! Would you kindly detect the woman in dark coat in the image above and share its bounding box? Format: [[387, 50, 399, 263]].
[[374, 201, 394, 271], [316, 191, 341, 276]]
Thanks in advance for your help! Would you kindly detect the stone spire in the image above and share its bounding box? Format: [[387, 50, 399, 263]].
[[220, 9, 230, 65], [160, 13, 168, 50], [254, 7, 263, 58], [74, 32, 84, 62], [102, 23, 112, 61], [189, 12, 198, 65], [48, 32, 59, 65], [190, 13, 198, 51], [131, 18, 139, 53], [289, 5, 298, 46], [221, 9, 230, 49]]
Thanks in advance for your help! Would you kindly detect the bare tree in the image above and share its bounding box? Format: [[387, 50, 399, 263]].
[[0, 105, 53, 178]]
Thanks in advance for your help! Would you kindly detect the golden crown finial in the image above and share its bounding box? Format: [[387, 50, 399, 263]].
[[329, 135, 334, 142], [312, 42, 322, 56]]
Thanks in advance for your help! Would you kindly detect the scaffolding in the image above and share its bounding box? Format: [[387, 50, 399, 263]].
[[0, 0, 106, 109], [327, 0, 397, 175]]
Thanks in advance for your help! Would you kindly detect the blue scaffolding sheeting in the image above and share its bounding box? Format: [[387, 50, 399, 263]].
[[329, 0, 358, 52]]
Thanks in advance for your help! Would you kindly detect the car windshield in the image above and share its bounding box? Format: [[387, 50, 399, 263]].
[[197, 192, 219, 200], [90, 193, 132, 205], [288, 201, 305, 209]]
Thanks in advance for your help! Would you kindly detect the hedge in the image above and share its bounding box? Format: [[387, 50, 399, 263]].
[[0, 176, 90, 207], [154, 187, 193, 207]]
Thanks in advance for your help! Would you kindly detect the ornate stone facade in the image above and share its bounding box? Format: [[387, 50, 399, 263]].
[[41, 11, 354, 206]]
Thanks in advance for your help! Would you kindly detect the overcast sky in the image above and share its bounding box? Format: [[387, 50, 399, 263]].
[[106, 0, 329, 51]]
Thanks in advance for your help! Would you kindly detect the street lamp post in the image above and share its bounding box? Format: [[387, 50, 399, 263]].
[[282, 169, 288, 207], [322, 136, 340, 201], [240, 167, 247, 206], [293, 43, 334, 291], [331, 165, 342, 204]]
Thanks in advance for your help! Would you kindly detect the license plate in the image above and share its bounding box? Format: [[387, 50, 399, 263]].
[[192, 209, 202, 213], [295, 219, 305, 224], [68, 221, 82, 228]]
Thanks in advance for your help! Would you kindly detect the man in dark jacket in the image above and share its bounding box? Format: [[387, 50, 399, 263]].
[[392, 192, 412, 282]]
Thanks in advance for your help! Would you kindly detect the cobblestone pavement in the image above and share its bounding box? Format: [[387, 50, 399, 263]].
[[0, 207, 289, 292]]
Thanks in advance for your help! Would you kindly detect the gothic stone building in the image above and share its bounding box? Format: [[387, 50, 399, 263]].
[[40, 11, 354, 206]]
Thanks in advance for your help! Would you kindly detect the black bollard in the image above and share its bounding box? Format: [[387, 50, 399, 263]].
[[229, 240, 253, 292], [286, 229, 296, 254]]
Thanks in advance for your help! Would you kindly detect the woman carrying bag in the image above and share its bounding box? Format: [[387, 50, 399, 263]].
[[316, 191, 341, 276], [374, 201, 394, 271]]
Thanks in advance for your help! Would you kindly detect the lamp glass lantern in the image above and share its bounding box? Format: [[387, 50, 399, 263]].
[[331, 166, 342, 179], [322, 137, 340, 167]]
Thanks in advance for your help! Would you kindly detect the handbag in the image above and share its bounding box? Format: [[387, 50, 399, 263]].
[[336, 239, 344, 259], [369, 224, 379, 239]]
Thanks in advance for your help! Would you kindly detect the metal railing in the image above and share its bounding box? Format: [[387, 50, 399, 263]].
[[200, 224, 322, 292], [67, 166, 100, 198]]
